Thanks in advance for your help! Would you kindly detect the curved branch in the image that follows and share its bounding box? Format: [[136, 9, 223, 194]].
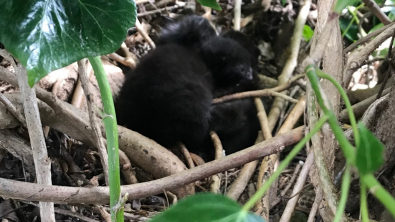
[[0, 127, 304, 205]]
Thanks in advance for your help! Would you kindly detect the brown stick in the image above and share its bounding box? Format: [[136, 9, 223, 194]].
[[0, 127, 304, 204], [0, 92, 26, 127], [78, 59, 110, 186], [212, 74, 305, 104], [344, 22, 395, 54], [362, 0, 391, 25], [15, 64, 55, 221]]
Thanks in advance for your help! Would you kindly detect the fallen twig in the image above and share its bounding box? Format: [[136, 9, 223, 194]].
[[78, 59, 110, 185], [0, 92, 26, 127], [212, 74, 305, 104], [266, 0, 311, 131], [15, 63, 55, 221], [279, 151, 314, 222], [0, 126, 304, 204], [362, 0, 391, 25]]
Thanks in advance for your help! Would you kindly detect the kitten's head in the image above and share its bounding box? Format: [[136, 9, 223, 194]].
[[200, 37, 253, 86], [222, 30, 260, 71]]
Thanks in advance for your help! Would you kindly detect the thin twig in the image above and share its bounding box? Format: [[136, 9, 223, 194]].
[[279, 151, 314, 222], [77, 59, 110, 186], [377, 29, 395, 99], [226, 132, 263, 200], [362, 0, 391, 25], [344, 23, 395, 85], [307, 187, 323, 222], [94, 205, 111, 222], [253, 98, 272, 220], [179, 143, 195, 169], [344, 22, 395, 54], [119, 149, 138, 184], [25, 202, 98, 222], [0, 92, 26, 127], [0, 127, 304, 204], [135, 19, 156, 49], [267, 0, 311, 131], [212, 74, 305, 104], [210, 131, 222, 193], [280, 161, 303, 196], [210, 131, 223, 160], [234, 0, 242, 31], [15, 63, 55, 221]]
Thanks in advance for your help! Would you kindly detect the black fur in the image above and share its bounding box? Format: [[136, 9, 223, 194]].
[[205, 31, 262, 158], [199, 36, 254, 87], [115, 44, 213, 151], [222, 30, 261, 71], [157, 14, 217, 50], [117, 15, 263, 160]]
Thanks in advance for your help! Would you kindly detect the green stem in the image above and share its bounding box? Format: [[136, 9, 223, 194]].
[[305, 65, 356, 163], [333, 164, 351, 222], [361, 174, 395, 218], [360, 182, 369, 222], [88, 56, 123, 222], [241, 115, 329, 212], [342, 17, 356, 38], [315, 70, 360, 148]]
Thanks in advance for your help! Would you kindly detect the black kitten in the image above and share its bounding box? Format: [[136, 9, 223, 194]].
[[117, 15, 262, 160], [205, 31, 262, 158], [115, 44, 213, 151]]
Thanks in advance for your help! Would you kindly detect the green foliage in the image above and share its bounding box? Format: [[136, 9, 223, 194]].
[[339, 17, 359, 42], [355, 122, 385, 175], [149, 193, 265, 222], [302, 25, 314, 42], [370, 12, 395, 33], [282, 0, 287, 6], [334, 0, 360, 13], [197, 0, 222, 11], [0, 0, 137, 86]]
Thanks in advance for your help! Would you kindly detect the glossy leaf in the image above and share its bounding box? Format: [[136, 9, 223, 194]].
[[303, 25, 314, 42], [149, 193, 265, 222], [355, 122, 385, 175], [334, 0, 360, 14], [0, 0, 136, 86], [197, 0, 222, 11]]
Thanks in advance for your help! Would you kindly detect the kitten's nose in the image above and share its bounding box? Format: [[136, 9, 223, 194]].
[[245, 67, 253, 80]]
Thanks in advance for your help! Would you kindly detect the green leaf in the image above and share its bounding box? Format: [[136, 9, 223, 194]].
[[302, 25, 314, 42], [339, 17, 359, 41], [149, 193, 265, 222], [0, 0, 137, 86], [334, 0, 360, 14], [282, 0, 287, 6], [197, 0, 222, 11], [355, 122, 385, 175]]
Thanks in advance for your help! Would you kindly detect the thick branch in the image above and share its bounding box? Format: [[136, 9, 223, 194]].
[[0, 127, 304, 205]]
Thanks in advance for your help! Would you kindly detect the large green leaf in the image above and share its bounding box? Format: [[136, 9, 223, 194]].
[[197, 0, 222, 11], [0, 0, 136, 86], [355, 122, 385, 175], [149, 193, 265, 222]]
